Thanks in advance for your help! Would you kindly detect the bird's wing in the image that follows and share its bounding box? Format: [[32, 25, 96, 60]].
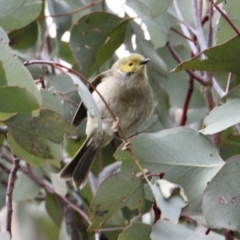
[[72, 70, 111, 126]]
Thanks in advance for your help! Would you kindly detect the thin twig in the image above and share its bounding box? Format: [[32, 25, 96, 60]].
[[170, 27, 197, 43], [180, 76, 194, 126], [5, 157, 20, 238], [24, 60, 148, 180], [166, 42, 210, 86], [209, 0, 240, 37]]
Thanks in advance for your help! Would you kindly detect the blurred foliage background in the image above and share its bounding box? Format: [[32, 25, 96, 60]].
[[1, 0, 240, 239]]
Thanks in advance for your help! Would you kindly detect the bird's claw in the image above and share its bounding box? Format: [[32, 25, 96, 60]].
[[122, 141, 131, 151], [111, 117, 120, 132]]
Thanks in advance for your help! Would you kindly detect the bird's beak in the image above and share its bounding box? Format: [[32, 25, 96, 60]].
[[140, 58, 150, 65]]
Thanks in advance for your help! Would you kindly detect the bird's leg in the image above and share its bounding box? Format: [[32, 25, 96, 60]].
[[111, 117, 119, 132], [101, 117, 120, 132], [122, 141, 131, 151]]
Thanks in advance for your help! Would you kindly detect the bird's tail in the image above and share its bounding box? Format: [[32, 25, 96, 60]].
[[60, 138, 97, 188]]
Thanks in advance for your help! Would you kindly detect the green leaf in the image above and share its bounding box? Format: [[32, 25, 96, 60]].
[[172, 36, 240, 75], [5, 109, 75, 162], [200, 99, 240, 135], [127, 1, 176, 49], [139, 0, 173, 17], [0, 0, 26, 18], [9, 21, 38, 50], [0, 41, 42, 103], [8, 133, 60, 167], [202, 155, 240, 231], [0, 0, 42, 31], [115, 127, 224, 201], [216, 0, 240, 44], [88, 173, 144, 231], [0, 86, 40, 114], [5, 109, 75, 144], [12, 170, 42, 201], [118, 222, 152, 240], [41, 88, 64, 116], [45, 192, 63, 227], [70, 12, 130, 77], [130, 21, 168, 77]]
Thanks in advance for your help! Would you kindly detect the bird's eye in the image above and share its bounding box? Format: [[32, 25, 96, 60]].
[[128, 62, 133, 67]]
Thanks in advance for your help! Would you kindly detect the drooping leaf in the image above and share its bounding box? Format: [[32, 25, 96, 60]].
[[5, 109, 75, 144], [200, 99, 240, 135], [5, 109, 75, 162], [45, 192, 63, 227], [0, 41, 42, 103], [88, 173, 144, 231], [70, 12, 130, 77], [172, 36, 240, 75], [8, 133, 60, 167], [115, 127, 224, 201], [202, 155, 240, 231]]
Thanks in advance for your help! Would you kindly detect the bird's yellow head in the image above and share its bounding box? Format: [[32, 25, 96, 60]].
[[114, 53, 150, 77]]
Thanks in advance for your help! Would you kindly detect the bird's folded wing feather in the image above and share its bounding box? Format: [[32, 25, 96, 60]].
[[72, 70, 111, 126]]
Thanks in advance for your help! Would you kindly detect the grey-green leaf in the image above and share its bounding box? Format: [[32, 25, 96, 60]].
[[202, 155, 240, 231], [70, 12, 130, 77], [88, 173, 144, 231], [172, 36, 240, 75], [115, 127, 224, 201], [200, 99, 240, 135]]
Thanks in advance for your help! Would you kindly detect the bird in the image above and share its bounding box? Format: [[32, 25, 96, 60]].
[[60, 53, 154, 188]]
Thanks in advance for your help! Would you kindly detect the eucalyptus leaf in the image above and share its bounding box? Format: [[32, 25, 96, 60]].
[[8, 133, 60, 167], [118, 222, 152, 240], [172, 36, 240, 75], [115, 127, 224, 201], [0, 0, 42, 31], [216, 0, 240, 44], [202, 155, 240, 231], [88, 173, 144, 231], [13, 170, 42, 201], [0, 41, 42, 103], [0, 86, 40, 114], [70, 12, 130, 77], [151, 220, 223, 240], [200, 99, 240, 135]]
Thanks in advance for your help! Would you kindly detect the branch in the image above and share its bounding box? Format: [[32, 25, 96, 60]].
[[5, 157, 20, 238], [180, 76, 194, 126], [166, 42, 210, 86]]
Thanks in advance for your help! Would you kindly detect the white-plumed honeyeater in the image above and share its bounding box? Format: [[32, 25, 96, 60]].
[[60, 53, 154, 188]]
